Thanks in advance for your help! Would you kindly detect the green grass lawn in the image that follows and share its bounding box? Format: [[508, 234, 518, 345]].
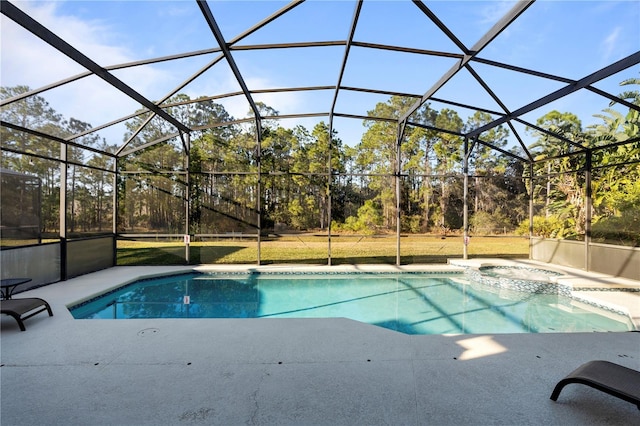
[[117, 235, 529, 265]]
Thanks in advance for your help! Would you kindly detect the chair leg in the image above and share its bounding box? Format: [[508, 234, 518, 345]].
[[550, 379, 569, 401], [43, 301, 53, 316], [2, 312, 26, 331], [550, 361, 640, 409]]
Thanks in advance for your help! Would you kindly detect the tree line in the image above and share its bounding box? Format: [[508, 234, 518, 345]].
[[1, 79, 638, 245]]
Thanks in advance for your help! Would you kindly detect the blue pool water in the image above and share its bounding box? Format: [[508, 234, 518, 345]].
[[69, 272, 634, 335]]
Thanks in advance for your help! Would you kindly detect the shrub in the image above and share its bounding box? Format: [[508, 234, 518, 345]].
[[592, 216, 640, 246], [516, 215, 579, 239], [470, 210, 512, 234], [332, 200, 382, 235], [401, 214, 422, 233]]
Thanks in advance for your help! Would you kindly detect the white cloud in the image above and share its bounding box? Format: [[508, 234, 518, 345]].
[[478, 0, 520, 27], [1, 13, 84, 87], [600, 27, 621, 63], [8, 1, 130, 67], [2, 1, 376, 148], [1, 1, 179, 143]]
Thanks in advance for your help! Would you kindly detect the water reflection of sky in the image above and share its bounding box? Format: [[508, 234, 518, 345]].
[[70, 273, 634, 335]]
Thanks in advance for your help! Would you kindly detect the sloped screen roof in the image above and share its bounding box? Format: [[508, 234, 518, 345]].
[[1, 0, 639, 161]]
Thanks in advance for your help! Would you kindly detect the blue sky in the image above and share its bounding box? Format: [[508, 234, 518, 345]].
[[2, 0, 639, 152]]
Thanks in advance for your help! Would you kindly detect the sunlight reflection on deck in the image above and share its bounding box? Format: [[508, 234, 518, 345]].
[[456, 336, 507, 360]]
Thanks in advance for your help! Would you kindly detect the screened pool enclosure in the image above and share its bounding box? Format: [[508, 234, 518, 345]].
[[1, 0, 639, 287]]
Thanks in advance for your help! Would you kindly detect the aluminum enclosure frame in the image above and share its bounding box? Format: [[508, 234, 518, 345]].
[[1, 0, 639, 270]]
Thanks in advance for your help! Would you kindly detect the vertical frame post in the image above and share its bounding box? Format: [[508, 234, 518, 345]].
[[37, 178, 42, 244], [184, 132, 191, 264], [529, 162, 535, 259], [463, 137, 470, 260], [396, 121, 406, 266], [256, 118, 262, 265], [328, 120, 333, 266], [112, 157, 118, 267], [59, 142, 68, 280]]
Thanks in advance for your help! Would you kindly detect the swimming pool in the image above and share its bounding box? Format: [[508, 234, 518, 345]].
[[69, 272, 635, 335]]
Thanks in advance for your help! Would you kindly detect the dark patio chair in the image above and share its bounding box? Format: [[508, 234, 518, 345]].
[[1, 298, 53, 331], [550, 360, 640, 409]]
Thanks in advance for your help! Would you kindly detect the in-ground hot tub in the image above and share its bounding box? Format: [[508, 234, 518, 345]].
[[466, 265, 570, 295]]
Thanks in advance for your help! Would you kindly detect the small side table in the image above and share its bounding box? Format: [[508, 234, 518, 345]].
[[1, 278, 32, 300]]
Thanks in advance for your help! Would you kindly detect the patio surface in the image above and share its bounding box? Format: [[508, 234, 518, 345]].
[[1, 260, 639, 425]]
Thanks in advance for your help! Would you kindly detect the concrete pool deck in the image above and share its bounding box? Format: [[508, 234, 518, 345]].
[[1, 261, 639, 425]]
